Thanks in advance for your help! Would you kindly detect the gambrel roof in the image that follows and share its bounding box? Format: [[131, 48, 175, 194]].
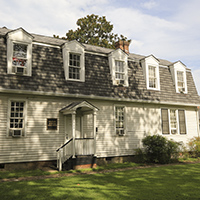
[[0, 27, 199, 106]]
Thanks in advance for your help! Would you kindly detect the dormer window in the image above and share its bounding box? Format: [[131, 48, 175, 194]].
[[169, 61, 187, 94], [148, 65, 157, 88], [108, 49, 128, 86], [12, 43, 28, 75], [115, 60, 125, 84], [177, 71, 185, 93], [69, 53, 81, 80], [62, 41, 85, 82], [141, 55, 160, 90], [7, 28, 33, 76]]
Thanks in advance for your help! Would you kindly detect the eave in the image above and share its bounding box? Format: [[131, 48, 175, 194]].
[[0, 88, 199, 108]]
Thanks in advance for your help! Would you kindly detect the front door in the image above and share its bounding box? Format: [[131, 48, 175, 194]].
[[76, 115, 82, 138], [75, 113, 94, 155]]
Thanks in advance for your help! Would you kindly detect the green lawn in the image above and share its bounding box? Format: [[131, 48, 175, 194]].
[[1, 163, 200, 200]]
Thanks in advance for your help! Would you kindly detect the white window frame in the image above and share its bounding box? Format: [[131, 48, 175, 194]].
[[169, 109, 178, 135], [175, 70, 187, 93], [69, 52, 81, 80], [161, 108, 187, 135], [109, 49, 128, 87], [114, 105, 126, 136], [115, 60, 125, 83], [62, 41, 85, 82], [141, 55, 160, 91], [7, 99, 27, 137], [170, 61, 187, 94], [7, 28, 33, 76], [148, 65, 158, 89]]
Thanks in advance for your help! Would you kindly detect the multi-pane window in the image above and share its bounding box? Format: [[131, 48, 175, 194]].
[[12, 43, 28, 74], [115, 60, 124, 81], [161, 108, 186, 135], [115, 106, 125, 135], [177, 71, 185, 92], [10, 101, 24, 129], [69, 53, 80, 80], [170, 110, 177, 134], [148, 65, 157, 88]]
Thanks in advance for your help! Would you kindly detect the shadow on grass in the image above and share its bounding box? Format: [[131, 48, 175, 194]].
[[1, 163, 200, 200]]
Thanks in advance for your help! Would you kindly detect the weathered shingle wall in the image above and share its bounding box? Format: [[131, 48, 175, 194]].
[[0, 34, 199, 105]]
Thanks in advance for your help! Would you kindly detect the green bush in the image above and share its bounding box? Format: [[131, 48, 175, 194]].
[[188, 137, 200, 157], [136, 135, 181, 164]]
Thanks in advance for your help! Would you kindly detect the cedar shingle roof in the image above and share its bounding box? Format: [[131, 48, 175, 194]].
[[0, 27, 199, 105]]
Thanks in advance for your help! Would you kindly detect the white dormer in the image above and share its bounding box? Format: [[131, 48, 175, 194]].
[[108, 49, 128, 87], [141, 55, 160, 90], [170, 61, 187, 94], [62, 40, 85, 82], [6, 28, 33, 76]]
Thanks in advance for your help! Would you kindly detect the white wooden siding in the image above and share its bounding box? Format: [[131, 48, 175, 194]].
[[0, 94, 199, 164], [94, 101, 146, 158]]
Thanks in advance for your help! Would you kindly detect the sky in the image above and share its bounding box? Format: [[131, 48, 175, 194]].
[[0, 0, 200, 95]]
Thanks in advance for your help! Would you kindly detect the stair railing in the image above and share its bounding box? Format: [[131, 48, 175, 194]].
[[56, 138, 73, 171]]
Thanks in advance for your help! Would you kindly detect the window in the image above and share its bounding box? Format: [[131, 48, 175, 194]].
[[170, 110, 177, 134], [47, 118, 57, 130], [7, 28, 33, 76], [115, 106, 125, 135], [108, 49, 128, 86], [177, 71, 185, 93], [141, 55, 160, 90], [12, 43, 28, 75], [169, 61, 187, 94], [9, 101, 25, 137], [69, 53, 80, 80], [161, 108, 186, 135], [115, 60, 125, 82], [62, 41, 85, 82], [149, 65, 157, 88]]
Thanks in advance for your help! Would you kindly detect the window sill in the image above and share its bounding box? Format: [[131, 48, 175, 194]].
[[66, 78, 85, 82], [147, 87, 160, 91], [8, 73, 31, 77]]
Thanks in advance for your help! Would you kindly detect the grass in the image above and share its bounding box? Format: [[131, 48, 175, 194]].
[[0, 169, 54, 180], [1, 163, 200, 200], [0, 162, 140, 180]]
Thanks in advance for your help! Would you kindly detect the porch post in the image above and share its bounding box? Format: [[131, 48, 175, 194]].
[[72, 112, 76, 158], [93, 111, 97, 156]]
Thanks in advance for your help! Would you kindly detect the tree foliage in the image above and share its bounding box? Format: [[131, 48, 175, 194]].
[[188, 137, 200, 157], [54, 14, 131, 49]]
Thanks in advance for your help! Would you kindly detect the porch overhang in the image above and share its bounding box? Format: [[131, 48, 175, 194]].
[[60, 100, 99, 115]]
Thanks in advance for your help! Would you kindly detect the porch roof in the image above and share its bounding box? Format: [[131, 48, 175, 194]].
[[60, 100, 99, 115]]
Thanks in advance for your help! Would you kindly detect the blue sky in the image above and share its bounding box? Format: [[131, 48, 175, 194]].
[[0, 0, 200, 94]]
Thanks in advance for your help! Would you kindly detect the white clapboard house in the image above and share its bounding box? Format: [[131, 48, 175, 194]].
[[0, 27, 199, 170]]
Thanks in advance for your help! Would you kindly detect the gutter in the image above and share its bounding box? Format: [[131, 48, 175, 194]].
[[0, 88, 199, 107]]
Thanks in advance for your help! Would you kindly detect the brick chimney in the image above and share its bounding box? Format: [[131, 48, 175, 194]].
[[115, 40, 130, 54]]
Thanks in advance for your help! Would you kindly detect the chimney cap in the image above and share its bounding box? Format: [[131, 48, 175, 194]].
[[115, 40, 131, 54]]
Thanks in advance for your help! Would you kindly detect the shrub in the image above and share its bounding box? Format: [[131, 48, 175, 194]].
[[134, 148, 146, 163], [188, 137, 200, 157], [137, 135, 180, 164]]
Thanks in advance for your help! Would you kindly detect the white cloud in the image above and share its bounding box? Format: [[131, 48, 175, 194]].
[[0, 0, 199, 93], [0, 0, 109, 36], [141, 0, 158, 9]]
